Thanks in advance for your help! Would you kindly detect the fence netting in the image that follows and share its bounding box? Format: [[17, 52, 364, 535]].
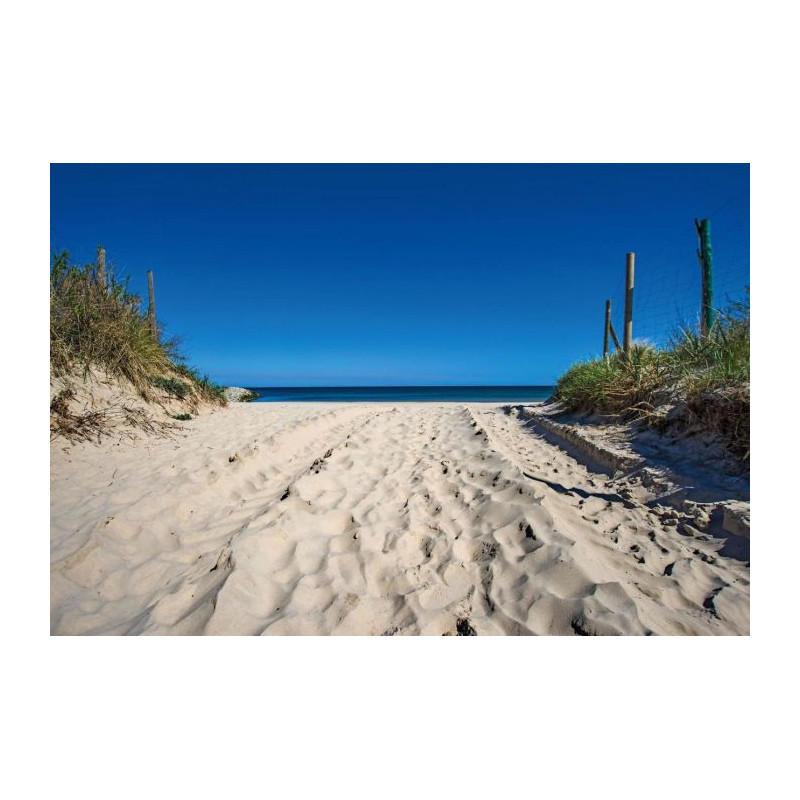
[[606, 192, 749, 349]]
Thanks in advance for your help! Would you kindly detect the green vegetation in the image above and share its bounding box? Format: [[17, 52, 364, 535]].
[[174, 364, 227, 403], [50, 250, 226, 406], [553, 295, 749, 461], [172, 413, 192, 421], [151, 376, 190, 399]]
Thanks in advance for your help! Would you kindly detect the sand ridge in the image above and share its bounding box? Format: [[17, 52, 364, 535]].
[[50, 402, 750, 635]]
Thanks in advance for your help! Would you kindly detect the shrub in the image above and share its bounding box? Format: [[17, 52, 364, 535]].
[[151, 376, 190, 399]]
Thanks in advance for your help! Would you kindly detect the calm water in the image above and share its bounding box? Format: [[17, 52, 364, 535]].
[[246, 386, 554, 403]]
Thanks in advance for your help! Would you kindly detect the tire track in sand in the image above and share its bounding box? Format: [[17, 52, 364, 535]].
[[207, 405, 652, 635], [468, 404, 750, 635], [51, 405, 378, 634], [52, 403, 749, 635]]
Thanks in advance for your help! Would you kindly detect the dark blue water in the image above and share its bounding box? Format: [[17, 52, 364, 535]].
[[245, 386, 554, 403]]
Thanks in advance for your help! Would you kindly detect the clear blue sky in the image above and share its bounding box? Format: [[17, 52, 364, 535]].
[[50, 164, 749, 386]]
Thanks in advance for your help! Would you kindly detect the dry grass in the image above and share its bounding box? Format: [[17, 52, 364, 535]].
[[50, 387, 182, 444]]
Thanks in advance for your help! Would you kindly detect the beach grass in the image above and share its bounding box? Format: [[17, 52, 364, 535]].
[[50, 250, 226, 405], [553, 294, 750, 460]]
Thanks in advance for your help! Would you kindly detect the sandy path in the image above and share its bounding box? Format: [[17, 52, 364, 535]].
[[51, 403, 749, 635]]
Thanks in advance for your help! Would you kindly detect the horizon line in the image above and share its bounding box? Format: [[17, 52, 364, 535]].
[[236, 383, 556, 389]]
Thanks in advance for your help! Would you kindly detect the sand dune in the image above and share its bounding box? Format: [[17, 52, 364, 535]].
[[50, 403, 749, 635]]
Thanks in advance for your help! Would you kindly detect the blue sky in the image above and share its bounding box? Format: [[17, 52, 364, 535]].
[[50, 164, 749, 386]]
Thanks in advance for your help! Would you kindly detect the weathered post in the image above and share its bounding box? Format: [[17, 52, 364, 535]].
[[97, 246, 106, 290], [147, 269, 157, 338], [695, 218, 714, 335], [603, 300, 611, 358], [623, 252, 635, 354], [609, 322, 622, 352]]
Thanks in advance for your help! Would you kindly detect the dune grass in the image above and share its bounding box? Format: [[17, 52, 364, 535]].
[[50, 251, 225, 405], [553, 295, 749, 460]]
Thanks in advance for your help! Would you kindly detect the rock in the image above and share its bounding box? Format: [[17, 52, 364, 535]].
[[722, 502, 750, 539], [223, 387, 260, 402]]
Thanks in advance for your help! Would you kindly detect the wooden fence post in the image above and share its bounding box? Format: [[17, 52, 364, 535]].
[[97, 246, 106, 290], [147, 269, 157, 338], [609, 322, 621, 352], [623, 252, 635, 354], [695, 218, 714, 335], [603, 300, 611, 358]]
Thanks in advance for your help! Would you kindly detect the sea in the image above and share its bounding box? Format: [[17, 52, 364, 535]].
[[245, 386, 554, 403]]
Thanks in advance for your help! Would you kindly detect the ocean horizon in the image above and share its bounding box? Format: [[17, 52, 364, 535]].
[[244, 385, 555, 403]]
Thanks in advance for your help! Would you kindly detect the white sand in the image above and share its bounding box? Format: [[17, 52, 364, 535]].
[[51, 402, 749, 635]]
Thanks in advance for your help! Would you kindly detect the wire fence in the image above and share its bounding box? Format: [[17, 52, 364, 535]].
[[606, 192, 750, 349]]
